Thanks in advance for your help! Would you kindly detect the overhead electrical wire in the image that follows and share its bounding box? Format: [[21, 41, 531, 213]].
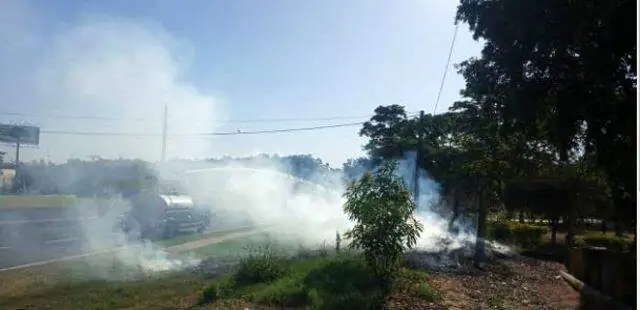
[[0, 25, 457, 137], [3, 109, 422, 138], [39, 121, 366, 137], [0, 110, 373, 124], [432, 23, 459, 115]]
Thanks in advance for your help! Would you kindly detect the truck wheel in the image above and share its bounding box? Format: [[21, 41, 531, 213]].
[[164, 226, 176, 239]]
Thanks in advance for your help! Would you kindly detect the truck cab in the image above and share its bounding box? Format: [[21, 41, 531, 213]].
[[118, 192, 211, 240]]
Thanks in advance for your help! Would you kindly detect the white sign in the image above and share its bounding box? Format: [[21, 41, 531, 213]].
[[0, 124, 40, 145]]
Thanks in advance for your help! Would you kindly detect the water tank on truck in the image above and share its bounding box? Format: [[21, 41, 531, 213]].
[[116, 192, 211, 240]]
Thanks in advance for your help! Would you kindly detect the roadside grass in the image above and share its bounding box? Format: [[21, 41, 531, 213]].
[[0, 235, 266, 308], [198, 247, 440, 309], [0, 269, 208, 310], [1, 237, 440, 310], [157, 226, 257, 247], [179, 234, 272, 257]]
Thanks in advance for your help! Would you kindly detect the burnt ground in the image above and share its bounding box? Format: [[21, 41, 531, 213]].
[[0, 237, 622, 310], [393, 245, 598, 310]]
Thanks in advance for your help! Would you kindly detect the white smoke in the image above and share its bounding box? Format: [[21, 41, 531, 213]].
[[396, 151, 477, 250], [10, 14, 225, 162], [183, 163, 352, 247], [0, 9, 490, 279], [176, 152, 478, 254], [0, 15, 226, 277], [71, 197, 201, 277]]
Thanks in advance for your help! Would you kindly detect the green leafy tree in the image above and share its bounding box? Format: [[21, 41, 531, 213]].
[[455, 0, 636, 236], [343, 160, 423, 281]]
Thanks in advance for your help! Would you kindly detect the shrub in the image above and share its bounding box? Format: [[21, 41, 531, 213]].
[[198, 276, 236, 305], [303, 257, 387, 309], [511, 223, 547, 248], [488, 222, 513, 242], [488, 221, 547, 249], [233, 246, 289, 286], [579, 233, 631, 252], [249, 276, 308, 307], [413, 282, 441, 301], [342, 160, 423, 281]]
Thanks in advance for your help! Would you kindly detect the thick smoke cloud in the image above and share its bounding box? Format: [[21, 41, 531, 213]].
[[0, 9, 225, 162], [1, 9, 492, 278]]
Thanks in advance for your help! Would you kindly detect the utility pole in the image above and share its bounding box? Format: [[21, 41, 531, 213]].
[[15, 138, 20, 169], [10, 126, 23, 172], [161, 104, 168, 162], [413, 110, 425, 205]]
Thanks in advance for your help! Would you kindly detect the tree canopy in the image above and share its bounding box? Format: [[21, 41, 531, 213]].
[[352, 0, 636, 258]]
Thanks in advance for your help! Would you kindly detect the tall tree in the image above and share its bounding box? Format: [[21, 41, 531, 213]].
[[455, 0, 637, 236]]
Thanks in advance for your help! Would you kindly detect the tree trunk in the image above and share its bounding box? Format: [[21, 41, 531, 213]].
[[474, 193, 487, 268], [449, 194, 460, 234], [565, 194, 575, 246], [551, 217, 558, 245], [614, 221, 624, 237]]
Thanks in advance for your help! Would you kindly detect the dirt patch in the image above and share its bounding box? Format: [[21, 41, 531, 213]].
[[425, 257, 581, 310]]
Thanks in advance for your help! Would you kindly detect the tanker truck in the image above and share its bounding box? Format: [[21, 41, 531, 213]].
[[114, 191, 211, 240]]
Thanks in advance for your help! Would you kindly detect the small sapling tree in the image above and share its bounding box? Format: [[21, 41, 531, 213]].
[[343, 160, 423, 282]]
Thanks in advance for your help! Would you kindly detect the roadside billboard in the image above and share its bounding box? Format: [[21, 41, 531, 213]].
[[0, 124, 40, 146]]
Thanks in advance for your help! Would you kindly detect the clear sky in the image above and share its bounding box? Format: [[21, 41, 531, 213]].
[[0, 0, 482, 167]]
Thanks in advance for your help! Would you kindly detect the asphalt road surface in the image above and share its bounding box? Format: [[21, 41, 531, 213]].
[[0, 225, 258, 270]]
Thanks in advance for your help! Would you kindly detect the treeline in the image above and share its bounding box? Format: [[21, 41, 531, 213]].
[[349, 0, 636, 250], [4, 154, 339, 197]]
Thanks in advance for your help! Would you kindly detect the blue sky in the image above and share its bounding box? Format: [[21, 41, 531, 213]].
[[0, 0, 482, 167]]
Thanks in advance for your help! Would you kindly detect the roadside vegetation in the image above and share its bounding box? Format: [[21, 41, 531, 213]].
[[0, 0, 634, 309], [197, 161, 438, 309]]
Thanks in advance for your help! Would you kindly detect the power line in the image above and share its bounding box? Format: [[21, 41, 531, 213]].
[[433, 23, 459, 115], [20, 110, 423, 138], [0, 110, 373, 124], [38, 130, 161, 137], [39, 121, 366, 137], [0, 111, 151, 122], [179, 121, 365, 136]]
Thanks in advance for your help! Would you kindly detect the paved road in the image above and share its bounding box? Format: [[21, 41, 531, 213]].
[[0, 226, 266, 272]]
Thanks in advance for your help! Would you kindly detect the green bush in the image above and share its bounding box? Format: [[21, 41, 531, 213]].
[[249, 276, 308, 307], [199, 254, 440, 309], [413, 282, 441, 301], [511, 223, 547, 248], [198, 276, 236, 305], [579, 233, 631, 252], [233, 247, 289, 286], [488, 221, 547, 249], [488, 222, 513, 242], [343, 161, 423, 280]]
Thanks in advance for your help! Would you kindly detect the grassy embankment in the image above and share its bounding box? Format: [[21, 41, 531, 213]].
[[0, 236, 441, 310], [197, 247, 439, 309]]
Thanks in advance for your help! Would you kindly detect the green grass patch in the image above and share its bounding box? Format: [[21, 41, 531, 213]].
[[199, 251, 439, 309], [155, 226, 257, 247], [488, 221, 548, 249], [575, 231, 634, 252], [0, 271, 207, 310], [176, 234, 274, 260]]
